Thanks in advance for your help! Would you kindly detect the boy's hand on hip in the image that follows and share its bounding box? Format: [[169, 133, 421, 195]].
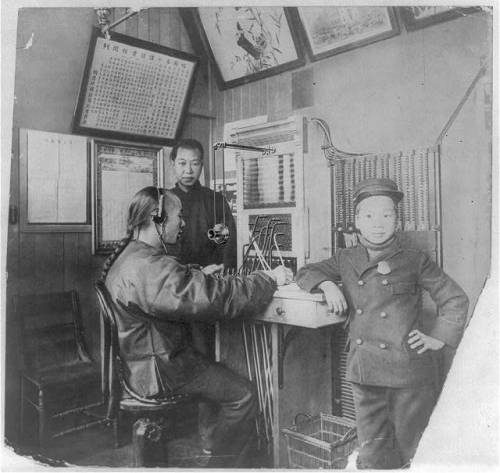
[[408, 330, 445, 354], [318, 281, 348, 315]]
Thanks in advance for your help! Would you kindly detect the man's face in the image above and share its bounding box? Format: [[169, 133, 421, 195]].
[[173, 147, 203, 190], [355, 195, 397, 245]]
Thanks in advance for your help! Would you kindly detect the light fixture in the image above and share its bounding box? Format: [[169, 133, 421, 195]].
[[94, 7, 141, 39]]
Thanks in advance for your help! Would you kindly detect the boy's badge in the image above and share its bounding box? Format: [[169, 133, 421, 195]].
[[377, 261, 391, 275]]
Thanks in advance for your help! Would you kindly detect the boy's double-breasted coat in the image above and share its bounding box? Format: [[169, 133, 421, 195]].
[[296, 237, 469, 388]]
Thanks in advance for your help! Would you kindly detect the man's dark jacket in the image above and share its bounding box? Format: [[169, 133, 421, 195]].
[[170, 181, 237, 269]]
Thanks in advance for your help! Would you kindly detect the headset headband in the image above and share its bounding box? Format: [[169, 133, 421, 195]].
[[151, 187, 166, 224]]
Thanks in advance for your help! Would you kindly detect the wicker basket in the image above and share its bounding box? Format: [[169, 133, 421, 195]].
[[282, 413, 357, 469]]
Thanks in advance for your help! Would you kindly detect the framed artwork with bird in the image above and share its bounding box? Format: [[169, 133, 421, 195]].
[[190, 7, 305, 90]]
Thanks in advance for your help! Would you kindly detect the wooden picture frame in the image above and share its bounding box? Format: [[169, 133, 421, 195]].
[[73, 27, 199, 146], [91, 139, 164, 254], [191, 7, 305, 90], [289, 6, 400, 62], [399, 6, 482, 31], [19, 128, 91, 233]]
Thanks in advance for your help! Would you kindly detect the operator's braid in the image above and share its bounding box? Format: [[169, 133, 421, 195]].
[[101, 230, 133, 281]]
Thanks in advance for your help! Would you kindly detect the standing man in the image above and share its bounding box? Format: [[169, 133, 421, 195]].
[[169, 138, 237, 459], [169, 138, 237, 270]]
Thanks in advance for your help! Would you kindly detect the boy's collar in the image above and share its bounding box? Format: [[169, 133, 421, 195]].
[[358, 234, 397, 252], [348, 236, 402, 277]]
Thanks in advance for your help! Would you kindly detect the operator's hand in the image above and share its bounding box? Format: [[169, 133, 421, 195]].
[[408, 329, 445, 354], [201, 264, 224, 275], [318, 281, 348, 315], [265, 265, 294, 286]]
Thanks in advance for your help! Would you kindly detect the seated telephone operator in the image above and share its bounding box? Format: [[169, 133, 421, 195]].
[[102, 186, 292, 468]]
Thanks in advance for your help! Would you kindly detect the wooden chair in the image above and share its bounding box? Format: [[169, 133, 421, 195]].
[[18, 290, 103, 448], [95, 280, 195, 467]]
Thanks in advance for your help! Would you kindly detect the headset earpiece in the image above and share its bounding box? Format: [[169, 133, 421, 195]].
[[151, 187, 167, 224]]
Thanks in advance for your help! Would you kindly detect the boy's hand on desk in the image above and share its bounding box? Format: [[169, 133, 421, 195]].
[[408, 330, 445, 354], [318, 281, 348, 315], [202, 264, 224, 275]]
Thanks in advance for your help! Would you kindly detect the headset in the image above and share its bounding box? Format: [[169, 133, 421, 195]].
[[151, 187, 169, 255], [151, 187, 167, 225]]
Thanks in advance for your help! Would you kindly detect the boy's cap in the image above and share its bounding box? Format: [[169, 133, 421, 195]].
[[353, 178, 404, 207]]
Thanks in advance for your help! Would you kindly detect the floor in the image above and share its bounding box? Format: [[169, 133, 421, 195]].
[[7, 408, 271, 469]]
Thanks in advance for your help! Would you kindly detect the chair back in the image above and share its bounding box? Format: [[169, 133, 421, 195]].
[[95, 280, 122, 419], [95, 280, 186, 420], [17, 290, 91, 372]]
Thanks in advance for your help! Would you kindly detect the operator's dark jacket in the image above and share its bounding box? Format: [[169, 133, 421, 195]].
[[105, 240, 276, 397], [296, 238, 469, 387]]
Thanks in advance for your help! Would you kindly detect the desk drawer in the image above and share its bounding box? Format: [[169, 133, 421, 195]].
[[254, 297, 346, 328]]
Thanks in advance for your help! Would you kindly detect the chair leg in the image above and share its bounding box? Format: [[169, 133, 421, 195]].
[[113, 417, 119, 448], [38, 390, 47, 450], [19, 380, 25, 442], [132, 417, 168, 467], [132, 418, 148, 467]]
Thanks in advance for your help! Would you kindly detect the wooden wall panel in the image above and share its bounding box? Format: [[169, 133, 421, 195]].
[[159, 8, 181, 49], [148, 8, 160, 44], [6, 7, 212, 444], [214, 85, 225, 142], [5, 130, 21, 442], [113, 8, 127, 34], [18, 233, 36, 296], [125, 10, 138, 38], [179, 16, 194, 54], [259, 80, 268, 117], [231, 88, 241, 122], [224, 90, 233, 125], [248, 82, 260, 119], [240, 84, 250, 120], [137, 10, 149, 41], [35, 234, 65, 294], [62, 233, 79, 291]]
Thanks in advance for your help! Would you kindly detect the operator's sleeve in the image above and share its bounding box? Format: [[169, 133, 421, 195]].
[[142, 253, 276, 322]]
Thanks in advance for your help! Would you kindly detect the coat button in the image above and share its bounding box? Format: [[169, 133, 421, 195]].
[[380, 311, 387, 318], [356, 308, 363, 315], [381, 279, 389, 286], [379, 343, 387, 349], [357, 280, 365, 286], [356, 338, 363, 345]]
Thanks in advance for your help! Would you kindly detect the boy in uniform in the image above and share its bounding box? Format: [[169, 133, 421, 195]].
[[296, 178, 469, 469]]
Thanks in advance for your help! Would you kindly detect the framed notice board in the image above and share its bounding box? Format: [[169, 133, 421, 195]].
[[19, 128, 91, 233], [92, 139, 164, 254], [73, 27, 199, 145]]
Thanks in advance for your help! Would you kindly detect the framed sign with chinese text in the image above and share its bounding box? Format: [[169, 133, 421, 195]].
[[92, 139, 164, 254], [73, 28, 199, 145]]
